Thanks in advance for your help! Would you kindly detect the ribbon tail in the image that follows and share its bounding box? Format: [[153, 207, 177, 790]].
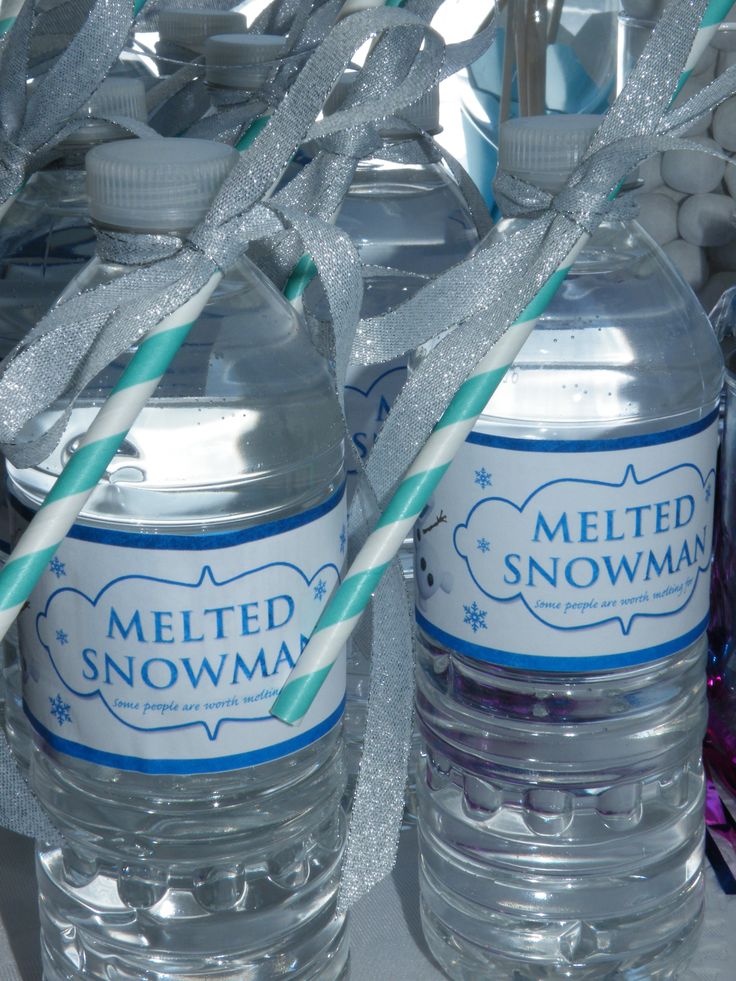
[[0, 728, 62, 845], [23, 0, 133, 149], [0, 0, 32, 137]]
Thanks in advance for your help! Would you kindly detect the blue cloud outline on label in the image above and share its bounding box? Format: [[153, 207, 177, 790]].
[[344, 363, 408, 399], [453, 461, 715, 636], [34, 561, 341, 741], [345, 363, 408, 475]]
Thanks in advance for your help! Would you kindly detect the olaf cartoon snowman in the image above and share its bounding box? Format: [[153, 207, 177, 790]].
[[414, 497, 454, 610]]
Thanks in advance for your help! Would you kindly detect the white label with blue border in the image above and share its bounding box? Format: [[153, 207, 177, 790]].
[[416, 414, 719, 671], [15, 486, 347, 774], [345, 358, 407, 477]]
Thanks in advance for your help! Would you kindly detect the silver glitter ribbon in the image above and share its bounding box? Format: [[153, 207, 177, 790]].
[[0, 0, 134, 204]]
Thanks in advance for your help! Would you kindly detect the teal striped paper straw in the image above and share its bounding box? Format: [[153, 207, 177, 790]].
[[0, 272, 221, 642], [271, 0, 735, 724]]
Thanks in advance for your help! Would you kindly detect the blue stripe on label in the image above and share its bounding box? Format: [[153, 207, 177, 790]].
[[11, 483, 345, 551], [415, 608, 710, 671], [25, 699, 344, 775], [467, 409, 719, 454]]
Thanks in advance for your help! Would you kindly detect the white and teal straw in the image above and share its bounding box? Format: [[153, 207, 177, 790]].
[[271, 0, 735, 724], [0, 272, 222, 642]]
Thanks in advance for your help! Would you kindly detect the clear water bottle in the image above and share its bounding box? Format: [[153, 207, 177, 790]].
[[150, 7, 249, 134], [320, 77, 480, 806], [156, 6, 249, 70], [0, 76, 148, 764], [7, 138, 348, 980], [415, 114, 723, 980]]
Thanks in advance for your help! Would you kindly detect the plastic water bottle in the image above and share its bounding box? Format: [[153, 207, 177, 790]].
[[156, 6, 248, 69], [331, 83, 479, 482], [0, 76, 148, 765], [415, 114, 723, 980], [320, 77, 480, 805], [150, 7, 249, 134], [0, 77, 147, 354], [7, 138, 348, 981]]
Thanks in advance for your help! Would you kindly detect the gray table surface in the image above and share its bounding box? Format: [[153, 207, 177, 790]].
[[0, 825, 733, 981]]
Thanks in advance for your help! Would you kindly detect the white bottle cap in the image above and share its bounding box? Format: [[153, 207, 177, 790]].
[[324, 70, 441, 136], [62, 77, 148, 147], [86, 138, 237, 232], [205, 34, 287, 89], [498, 114, 602, 189], [158, 7, 248, 55]]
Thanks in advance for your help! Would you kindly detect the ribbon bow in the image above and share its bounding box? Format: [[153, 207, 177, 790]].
[[0, 0, 134, 208]]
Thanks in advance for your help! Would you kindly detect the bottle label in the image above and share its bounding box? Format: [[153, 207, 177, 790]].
[[14, 486, 347, 773], [345, 358, 407, 474], [416, 413, 719, 670]]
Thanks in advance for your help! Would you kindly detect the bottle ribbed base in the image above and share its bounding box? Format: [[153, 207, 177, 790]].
[[38, 844, 349, 981], [419, 833, 705, 981]]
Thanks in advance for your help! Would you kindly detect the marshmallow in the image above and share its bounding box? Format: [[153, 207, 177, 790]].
[[673, 75, 713, 136], [725, 156, 736, 199], [709, 239, 736, 271], [717, 49, 736, 75], [678, 193, 736, 247], [698, 271, 736, 313], [635, 153, 662, 193], [635, 192, 678, 245], [661, 137, 725, 193], [663, 239, 708, 291], [712, 21, 736, 53], [713, 97, 736, 152], [658, 185, 687, 204]]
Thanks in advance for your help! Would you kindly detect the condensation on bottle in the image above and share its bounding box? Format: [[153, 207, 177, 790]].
[[415, 114, 723, 980]]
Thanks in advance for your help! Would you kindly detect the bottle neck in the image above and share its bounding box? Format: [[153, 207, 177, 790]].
[[24, 167, 89, 215], [497, 171, 636, 220]]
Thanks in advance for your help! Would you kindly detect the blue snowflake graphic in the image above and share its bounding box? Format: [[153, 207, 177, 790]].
[[314, 579, 327, 601], [705, 484, 713, 502], [55, 629, 69, 646], [463, 601, 488, 634], [49, 556, 66, 578], [49, 694, 71, 726], [474, 467, 492, 489], [339, 525, 346, 555], [476, 538, 491, 553]]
